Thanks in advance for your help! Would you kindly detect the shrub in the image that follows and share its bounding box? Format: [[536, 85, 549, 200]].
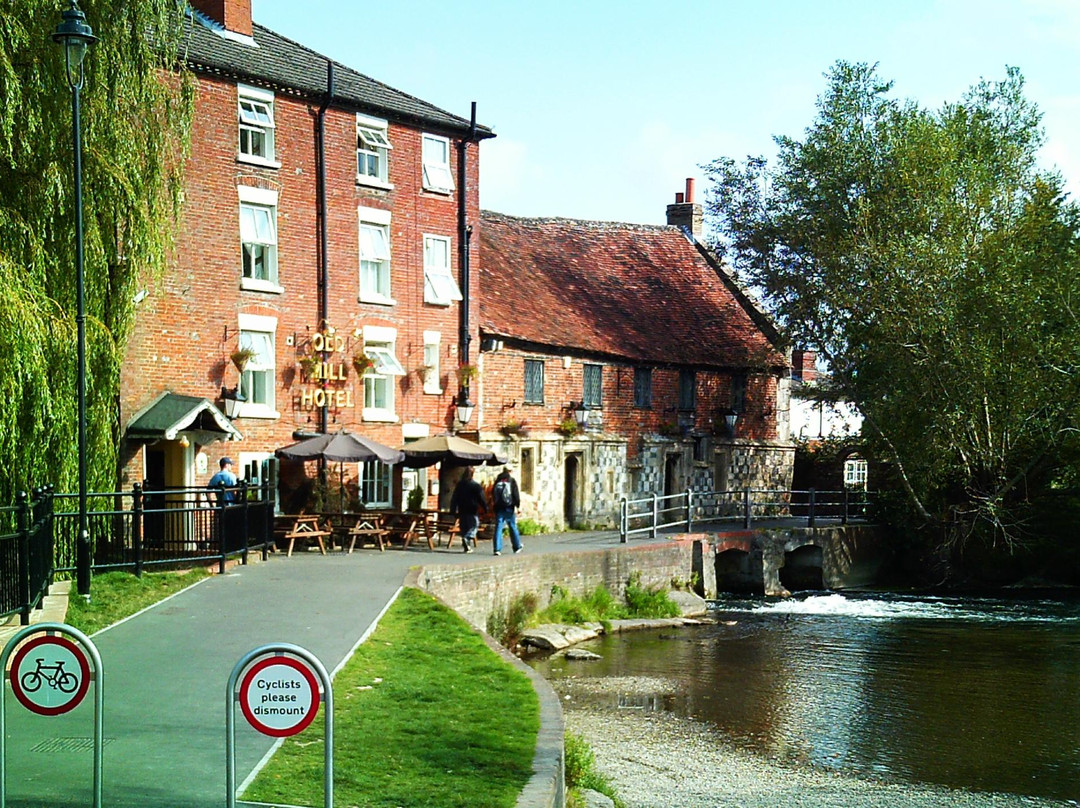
[[517, 518, 548, 535], [624, 571, 680, 618], [487, 592, 538, 647]]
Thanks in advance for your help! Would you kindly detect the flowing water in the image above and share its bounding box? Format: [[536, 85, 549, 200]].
[[528, 593, 1080, 802]]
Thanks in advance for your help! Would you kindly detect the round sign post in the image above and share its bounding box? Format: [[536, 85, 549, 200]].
[[0, 623, 104, 808], [226, 644, 332, 808]]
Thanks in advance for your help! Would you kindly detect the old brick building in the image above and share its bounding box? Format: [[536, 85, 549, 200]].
[[475, 181, 794, 529], [119, 0, 490, 508]]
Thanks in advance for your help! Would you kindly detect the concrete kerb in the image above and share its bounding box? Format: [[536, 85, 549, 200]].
[[0, 578, 72, 647]]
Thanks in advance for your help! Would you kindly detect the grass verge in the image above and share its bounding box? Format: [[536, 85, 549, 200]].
[[243, 587, 540, 808], [65, 568, 211, 635]]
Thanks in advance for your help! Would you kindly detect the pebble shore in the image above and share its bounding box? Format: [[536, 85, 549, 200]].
[[556, 676, 1076, 808]]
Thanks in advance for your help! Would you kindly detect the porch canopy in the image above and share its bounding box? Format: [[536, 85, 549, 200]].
[[400, 434, 506, 469], [126, 392, 242, 444]]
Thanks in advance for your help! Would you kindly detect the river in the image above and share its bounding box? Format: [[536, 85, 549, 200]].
[[528, 593, 1080, 803]]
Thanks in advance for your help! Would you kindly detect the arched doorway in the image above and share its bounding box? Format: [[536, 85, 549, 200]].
[[564, 453, 581, 528]]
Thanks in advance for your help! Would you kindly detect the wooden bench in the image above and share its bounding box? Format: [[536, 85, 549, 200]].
[[283, 515, 332, 557], [427, 511, 461, 549], [345, 514, 390, 553]]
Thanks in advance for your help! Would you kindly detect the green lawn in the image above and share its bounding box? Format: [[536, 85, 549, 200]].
[[244, 587, 540, 808], [65, 568, 210, 635]]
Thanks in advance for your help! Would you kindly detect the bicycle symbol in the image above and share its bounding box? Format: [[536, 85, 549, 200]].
[[20, 658, 79, 694]]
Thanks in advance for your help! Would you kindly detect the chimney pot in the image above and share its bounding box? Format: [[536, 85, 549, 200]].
[[685, 177, 696, 204], [675, 192, 685, 204]]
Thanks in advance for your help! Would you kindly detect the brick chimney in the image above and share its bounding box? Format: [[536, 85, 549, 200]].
[[189, 0, 252, 37], [791, 349, 817, 383], [666, 177, 703, 239]]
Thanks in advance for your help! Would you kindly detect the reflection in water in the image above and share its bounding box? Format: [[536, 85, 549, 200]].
[[529, 593, 1080, 801]]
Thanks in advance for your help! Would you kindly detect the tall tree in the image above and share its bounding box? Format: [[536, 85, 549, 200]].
[[706, 62, 1080, 555], [0, 0, 192, 501]]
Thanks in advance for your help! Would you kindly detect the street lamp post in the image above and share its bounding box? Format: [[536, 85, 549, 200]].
[[53, 0, 97, 597]]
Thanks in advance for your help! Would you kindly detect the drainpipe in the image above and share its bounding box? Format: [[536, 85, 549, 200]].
[[316, 60, 335, 435], [457, 103, 477, 417]]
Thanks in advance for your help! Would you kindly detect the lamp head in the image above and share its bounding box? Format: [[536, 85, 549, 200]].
[[52, 1, 97, 90], [455, 393, 474, 426]]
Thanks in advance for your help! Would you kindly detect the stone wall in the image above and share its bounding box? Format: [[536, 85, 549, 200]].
[[414, 539, 701, 630]]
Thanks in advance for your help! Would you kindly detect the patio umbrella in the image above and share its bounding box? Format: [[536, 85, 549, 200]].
[[400, 434, 507, 468], [276, 430, 404, 464], [276, 430, 405, 512]]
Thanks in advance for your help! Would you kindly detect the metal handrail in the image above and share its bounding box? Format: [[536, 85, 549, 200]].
[[620, 487, 872, 542]]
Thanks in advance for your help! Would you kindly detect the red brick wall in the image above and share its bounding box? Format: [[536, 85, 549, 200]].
[[477, 346, 780, 457], [120, 72, 480, 495]]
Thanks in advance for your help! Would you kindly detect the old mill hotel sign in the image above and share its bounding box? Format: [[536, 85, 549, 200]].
[[299, 330, 355, 410]]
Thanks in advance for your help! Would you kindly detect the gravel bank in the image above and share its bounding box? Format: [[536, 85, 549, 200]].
[[556, 676, 1075, 808]]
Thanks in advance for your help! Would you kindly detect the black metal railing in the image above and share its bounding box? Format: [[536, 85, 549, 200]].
[[619, 487, 873, 542], [52, 481, 275, 576], [0, 488, 55, 624]]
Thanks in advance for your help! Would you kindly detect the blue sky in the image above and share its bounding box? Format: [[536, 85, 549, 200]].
[[252, 0, 1080, 226]]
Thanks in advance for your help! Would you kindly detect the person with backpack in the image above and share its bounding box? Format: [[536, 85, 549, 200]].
[[490, 466, 522, 556]]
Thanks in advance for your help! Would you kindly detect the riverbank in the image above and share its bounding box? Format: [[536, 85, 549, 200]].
[[557, 676, 1075, 808]]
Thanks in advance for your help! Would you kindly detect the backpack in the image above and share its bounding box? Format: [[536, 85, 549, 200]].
[[493, 478, 514, 509]]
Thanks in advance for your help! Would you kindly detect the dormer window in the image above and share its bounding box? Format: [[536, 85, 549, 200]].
[[357, 114, 392, 187], [238, 84, 276, 165], [421, 134, 455, 194]]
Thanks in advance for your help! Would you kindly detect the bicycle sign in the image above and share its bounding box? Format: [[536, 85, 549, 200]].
[[9, 634, 91, 716]]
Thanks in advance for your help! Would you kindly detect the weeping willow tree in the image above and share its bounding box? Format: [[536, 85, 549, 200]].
[[0, 1, 193, 502]]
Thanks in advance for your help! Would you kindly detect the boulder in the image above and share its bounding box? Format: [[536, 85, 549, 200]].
[[564, 649, 602, 661], [580, 789, 615, 808], [520, 623, 602, 651]]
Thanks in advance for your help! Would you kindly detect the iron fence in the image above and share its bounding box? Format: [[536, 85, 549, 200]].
[[0, 488, 55, 624], [52, 481, 275, 576], [619, 487, 872, 542]]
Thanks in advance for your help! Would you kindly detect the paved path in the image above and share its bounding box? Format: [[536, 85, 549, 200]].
[[0, 519, 820, 806]]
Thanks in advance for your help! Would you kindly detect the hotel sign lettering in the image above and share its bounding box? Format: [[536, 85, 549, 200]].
[[300, 330, 355, 410]]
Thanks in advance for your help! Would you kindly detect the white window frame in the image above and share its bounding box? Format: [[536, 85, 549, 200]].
[[359, 459, 393, 508], [361, 325, 404, 422], [844, 457, 868, 490], [423, 234, 462, 306], [238, 186, 282, 293], [421, 133, 455, 194], [237, 84, 279, 167], [422, 331, 441, 394], [358, 206, 393, 305], [236, 313, 279, 419], [356, 113, 393, 189]]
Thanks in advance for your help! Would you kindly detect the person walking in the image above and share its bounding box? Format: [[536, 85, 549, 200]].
[[450, 466, 485, 553], [490, 466, 522, 556]]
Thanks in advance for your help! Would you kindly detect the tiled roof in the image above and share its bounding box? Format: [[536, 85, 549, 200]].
[[479, 212, 784, 370], [182, 14, 492, 138]]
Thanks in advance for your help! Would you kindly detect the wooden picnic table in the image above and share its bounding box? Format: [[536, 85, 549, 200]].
[[279, 514, 332, 557]]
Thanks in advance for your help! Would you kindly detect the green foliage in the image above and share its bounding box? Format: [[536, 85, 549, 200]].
[[0, 2, 193, 501], [707, 61, 1080, 558], [487, 591, 538, 647], [624, 571, 681, 618], [516, 517, 548, 535], [246, 588, 539, 808], [564, 732, 624, 808], [534, 575, 679, 625], [406, 484, 425, 512]]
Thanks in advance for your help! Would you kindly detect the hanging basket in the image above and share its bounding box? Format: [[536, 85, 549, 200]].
[[230, 347, 257, 372], [353, 352, 375, 376]]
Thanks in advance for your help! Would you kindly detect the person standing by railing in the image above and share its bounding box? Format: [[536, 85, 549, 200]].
[[208, 457, 238, 504]]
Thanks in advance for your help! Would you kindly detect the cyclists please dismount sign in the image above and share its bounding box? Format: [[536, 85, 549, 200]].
[[9, 634, 91, 716], [238, 655, 320, 737]]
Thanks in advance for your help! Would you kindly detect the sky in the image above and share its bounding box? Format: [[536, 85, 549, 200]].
[[252, 0, 1080, 227]]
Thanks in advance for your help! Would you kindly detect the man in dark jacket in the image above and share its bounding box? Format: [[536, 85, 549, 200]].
[[450, 467, 485, 553], [490, 466, 522, 556]]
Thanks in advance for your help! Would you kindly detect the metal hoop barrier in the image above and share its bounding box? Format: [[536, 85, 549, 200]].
[[0, 622, 104, 808], [226, 643, 332, 808]]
